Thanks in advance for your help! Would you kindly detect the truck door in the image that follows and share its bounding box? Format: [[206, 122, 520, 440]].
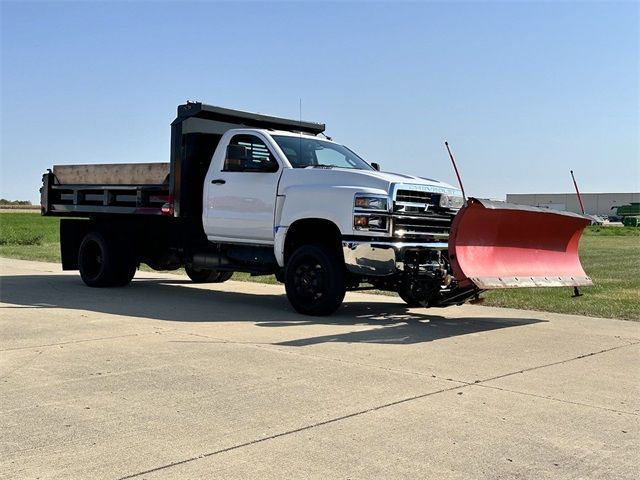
[[204, 133, 282, 244]]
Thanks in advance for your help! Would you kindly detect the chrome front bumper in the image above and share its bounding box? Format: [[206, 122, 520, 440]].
[[342, 240, 448, 276]]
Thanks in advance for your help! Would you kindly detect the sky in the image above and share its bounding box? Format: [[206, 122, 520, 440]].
[[1, 0, 638, 203]]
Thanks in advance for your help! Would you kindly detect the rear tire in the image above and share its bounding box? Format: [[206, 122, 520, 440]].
[[185, 266, 233, 283], [285, 243, 346, 316], [78, 231, 136, 287]]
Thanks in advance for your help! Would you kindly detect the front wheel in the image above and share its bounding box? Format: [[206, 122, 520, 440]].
[[397, 284, 425, 307], [185, 265, 233, 283], [285, 244, 346, 316]]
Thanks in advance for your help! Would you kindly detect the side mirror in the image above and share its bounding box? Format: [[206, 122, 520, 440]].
[[371, 162, 381, 171]]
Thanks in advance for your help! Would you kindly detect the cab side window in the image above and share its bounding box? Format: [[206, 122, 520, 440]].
[[224, 134, 278, 172]]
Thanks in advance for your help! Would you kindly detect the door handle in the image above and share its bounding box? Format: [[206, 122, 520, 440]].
[[211, 179, 226, 185]]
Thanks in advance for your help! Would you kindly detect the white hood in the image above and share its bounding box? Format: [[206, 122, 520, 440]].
[[279, 167, 462, 197]]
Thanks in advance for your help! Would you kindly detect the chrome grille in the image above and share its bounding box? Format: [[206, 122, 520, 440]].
[[395, 189, 438, 205], [392, 188, 453, 240], [393, 216, 451, 239], [394, 189, 440, 211]]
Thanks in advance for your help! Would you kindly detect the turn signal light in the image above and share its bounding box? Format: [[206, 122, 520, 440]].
[[354, 215, 369, 227]]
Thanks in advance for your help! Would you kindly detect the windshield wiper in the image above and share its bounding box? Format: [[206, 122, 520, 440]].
[[306, 164, 335, 169]]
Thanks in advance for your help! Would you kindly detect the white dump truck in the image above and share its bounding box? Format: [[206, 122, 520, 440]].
[[41, 102, 591, 315]]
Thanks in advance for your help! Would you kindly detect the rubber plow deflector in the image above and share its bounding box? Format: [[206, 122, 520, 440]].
[[448, 198, 593, 289]]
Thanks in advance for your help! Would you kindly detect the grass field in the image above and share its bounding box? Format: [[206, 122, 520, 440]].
[[0, 212, 61, 262], [482, 231, 639, 320], [1, 211, 638, 320]]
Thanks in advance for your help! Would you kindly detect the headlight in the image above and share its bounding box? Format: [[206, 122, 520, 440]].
[[439, 194, 464, 209], [354, 194, 389, 211]]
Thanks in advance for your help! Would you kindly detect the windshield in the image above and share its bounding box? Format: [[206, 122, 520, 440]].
[[272, 135, 374, 170]]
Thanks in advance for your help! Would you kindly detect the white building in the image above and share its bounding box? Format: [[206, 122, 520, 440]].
[[505, 192, 640, 217]]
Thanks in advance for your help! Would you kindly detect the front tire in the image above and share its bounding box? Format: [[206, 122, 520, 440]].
[[397, 284, 425, 307], [285, 244, 346, 316], [78, 231, 136, 287], [185, 265, 233, 283]]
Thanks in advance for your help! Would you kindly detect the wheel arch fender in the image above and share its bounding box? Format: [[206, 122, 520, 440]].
[[279, 218, 343, 267], [60, 219, 93, 270]]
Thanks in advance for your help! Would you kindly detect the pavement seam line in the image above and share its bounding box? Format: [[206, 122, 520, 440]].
[[172, 330, 469, 385], [116, 383, 467, 480], [172, 331, 640, 416], [477, 340, 640, 384], [0, 333, 143, 352], [472, 383, 638, 416], [172, 330, 640, 392]]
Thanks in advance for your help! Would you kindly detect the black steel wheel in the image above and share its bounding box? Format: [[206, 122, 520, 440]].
[[78, 231, 136, 287], [185, 266, 233, 283], [397, 281, 434, 307], [397, 286, 424, 307], [285, 244, 345, 316]]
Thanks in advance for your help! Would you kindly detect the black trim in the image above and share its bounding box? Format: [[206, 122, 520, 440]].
[[341, 234, 449, 245], [174, 102, 325, 135]]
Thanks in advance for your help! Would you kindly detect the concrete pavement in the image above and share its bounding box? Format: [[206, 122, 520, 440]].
[[1, 257, 638, 479]]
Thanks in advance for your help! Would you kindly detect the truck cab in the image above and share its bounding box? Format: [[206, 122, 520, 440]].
[[200, 126, 465, 314]]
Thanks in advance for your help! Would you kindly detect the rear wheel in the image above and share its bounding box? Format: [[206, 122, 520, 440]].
[[78, 231, 136, 287], [185, 265, 233, 283], [285, 244, 346, 316]]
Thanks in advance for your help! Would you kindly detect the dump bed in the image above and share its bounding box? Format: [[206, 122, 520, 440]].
[[41, 102, 325, 218], [41, 163, 170, 216], [53, 163, 169, 185]]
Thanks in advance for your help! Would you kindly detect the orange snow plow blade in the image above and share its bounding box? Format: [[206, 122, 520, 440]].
[[448, 198, 593, 289]]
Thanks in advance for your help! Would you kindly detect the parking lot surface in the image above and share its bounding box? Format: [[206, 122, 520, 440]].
[[1, 258, 638, 479]]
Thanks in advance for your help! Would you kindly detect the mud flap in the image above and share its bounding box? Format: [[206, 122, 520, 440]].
[[448, 198, 593, 289]]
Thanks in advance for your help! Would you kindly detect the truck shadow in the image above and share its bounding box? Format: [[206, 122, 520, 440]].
[[0, 274, 544, 345]]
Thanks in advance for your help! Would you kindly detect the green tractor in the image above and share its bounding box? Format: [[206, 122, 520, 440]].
[[613, 202, 640, 227]]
